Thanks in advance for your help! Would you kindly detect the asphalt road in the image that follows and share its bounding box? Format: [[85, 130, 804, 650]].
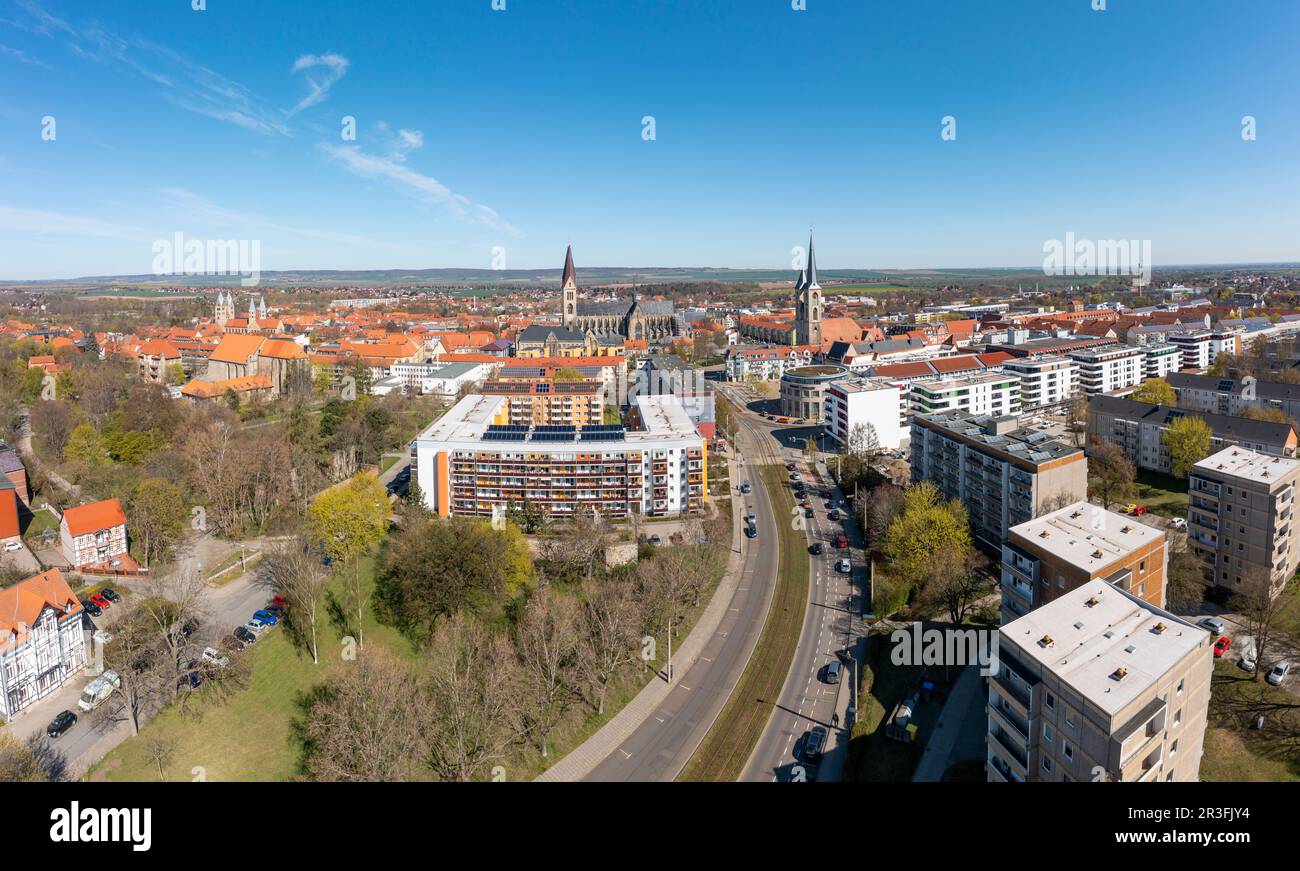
[[583, 395, 783, 781]]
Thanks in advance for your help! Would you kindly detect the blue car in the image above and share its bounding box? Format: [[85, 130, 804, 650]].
[[250, 609, 278, 627]]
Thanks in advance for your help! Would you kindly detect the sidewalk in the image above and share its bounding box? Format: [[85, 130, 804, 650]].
[[912, 663, 986, 782], [535, 451, 746, 782]]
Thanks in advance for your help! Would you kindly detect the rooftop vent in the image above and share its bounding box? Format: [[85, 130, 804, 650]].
[[1039, 530, 1050, 538], [1073, 621, 1085, 630], [1111, 667, 1128, 681], [1121, 525, 1131, 534], [1153, 622, 1167, 635], [1038, 635, 1054, 648], [1091, 549, 1103, 559], [1070, 510, 1082, 519], [1124, 645, 1137, 653]]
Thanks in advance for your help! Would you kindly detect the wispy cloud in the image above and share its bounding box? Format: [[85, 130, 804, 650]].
[[288, 52, 349, 115], [0, 205, 156, 242], [0, 42, 54, 70], [320, 130, 520, 236]]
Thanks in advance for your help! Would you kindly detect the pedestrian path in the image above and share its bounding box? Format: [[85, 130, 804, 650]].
[[536, 453, 746, 782]]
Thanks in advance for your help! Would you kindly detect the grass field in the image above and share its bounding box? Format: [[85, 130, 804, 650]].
[[1201, 659, 1300, 782], [1134, 469, 1190, 518], [678, 463, 808, 781], [92, 556, 419, 782]]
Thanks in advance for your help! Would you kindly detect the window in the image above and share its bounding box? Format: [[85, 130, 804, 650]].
[[1174, 709, 1182, 727], [1043, 723, 1054, 742], [1042, 756, 1053, 773], [1170, 739, 1179, 755], [1045, 693, 1055, 711], [1139, 560, 1146, 573], [1062, 741, 1074, 761], [1177, 678, 1185, 695]]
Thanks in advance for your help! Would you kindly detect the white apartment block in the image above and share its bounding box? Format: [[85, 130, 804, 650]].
[[0, 570, 88, 721], [824, 377, 906, 450], [1069, 344, 1146, 395], [1143, 343, 1181, 380], [909, 372, 1020, 418], [1002, 356, 1075, 410], [389, 361, 491, 398], [988, 581, 1212, 783], [1170, 330, 1239, 372], [414, 393, 707, 520]]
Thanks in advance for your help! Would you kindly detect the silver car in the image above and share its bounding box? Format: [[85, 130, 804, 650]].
[[1267, 660, 1291, 686]]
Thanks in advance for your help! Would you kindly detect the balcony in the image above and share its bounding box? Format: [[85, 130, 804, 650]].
[[987, 725, 1029, 771]]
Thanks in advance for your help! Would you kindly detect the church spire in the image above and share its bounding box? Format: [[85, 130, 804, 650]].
[[561, 244, 576, 288]]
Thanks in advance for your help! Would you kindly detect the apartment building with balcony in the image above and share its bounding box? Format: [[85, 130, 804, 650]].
[[1143, 343, 1181, 380], [1187, 447, 1300, 601], [1087, 395, 1297, 476], [1069, 344, 1146, 395], [1001, 356, 1075, 411], [910, 412, 1086, 552], [1169, 330, 1240, 372], [1168, 373, 1300, 420], [480, 376, 604, 427], [987, 581, 1212, 783], [414, 393, 706, 521], [824, 377, 906, 450], [1000, 500, 1167, 625], [0, 569, 88, 722], [909, 372, 1020, 418]]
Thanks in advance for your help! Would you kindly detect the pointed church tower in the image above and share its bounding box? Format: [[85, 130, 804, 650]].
[[561, 244, 578, 328], [795, 231, 822, 346], [215, 291, 232, 328], [259, 295, 267, 317]]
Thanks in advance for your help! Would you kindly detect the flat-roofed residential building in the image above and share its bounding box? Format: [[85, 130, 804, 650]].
[[1087, 395, 1297, 476], [1169, 330, 1240, 372], [987, 581, 1211, 783], [1143, 343, 1181, 380], [414, 393, 706, 520], [1000, 501, 1167, 624], [909, 372, 1020, 418], [910, 412, 1087, 552], [480, 377, 604, 427], [1187, 447, 1300, 601], [824, 377, 906, 450], [1069, 344, 1146, 395], [1002, 356, 1075, 411], [390, 361, 491, 398]]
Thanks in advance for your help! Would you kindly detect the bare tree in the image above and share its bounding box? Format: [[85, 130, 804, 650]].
[[136, 569, 210, 704], [295, 650, 427, 781], [1087, 441, 1137, 511], [515, 587, 581, 758], [1234, 572, 1297, 681], [578, 575, 642, 715], [919, 544, 988, 625], [262, 537, 331, 665], [423, 613, 524, 781], [143, 734, 178, 781]]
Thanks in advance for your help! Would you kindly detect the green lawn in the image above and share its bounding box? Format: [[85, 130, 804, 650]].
[[92, 557, 418, 782], [679, 463, 809, 781], [1134, 469, 1189, 518], [21, 507, 60, 544], [1201, 659, 1300, 782]]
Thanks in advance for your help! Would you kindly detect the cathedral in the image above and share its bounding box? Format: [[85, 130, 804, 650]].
[[558, 246, 681, 342], [214, 291, 268, 329]]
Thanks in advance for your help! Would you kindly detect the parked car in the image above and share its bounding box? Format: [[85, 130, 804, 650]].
[[836, 558, 852, 573], [265, 604, 286, 620], [835, 534, 848, 549], [823, 660, 842, 684], [81, 599, 102, 617], [809, 542, 824, 555], [648, 534, 662, 546], [89, 593, 110, 610], [828, 510, 840, 521], [1198, 617, 1226, 635], [202, 647, 230, 668], [804, 507, 814, 518], [177, 670, 203, 691], [271, 595, 287, 608], [1240, 643, 1258, 673], [1267, 660, 1292, 686], [1213, 636, 1231, 657], [77, 670, 120, 712], [243, 619, 269, 636], [250, 610, 278, 627], [786, 462, 797, 471], [746, 511, 756, 525], [3, 541, 20, 552], [46, 710, 77, 739], [1169, 517, 1187, 530], [100, 588, 121, 603], [740, 481, 752, 494], [232, 626, 257, 647]]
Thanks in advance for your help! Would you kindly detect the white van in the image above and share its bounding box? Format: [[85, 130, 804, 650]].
[[77, 670, 120, 712]]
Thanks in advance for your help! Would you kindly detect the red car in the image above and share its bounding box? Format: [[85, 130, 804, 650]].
[[1131, 505, 1149, 516], [786, 463, 797, 471], [271, 595, 287, 608], [835, 534, 848, 549], [1213, 636, 1231, 657], [89, 593, 110, 610]]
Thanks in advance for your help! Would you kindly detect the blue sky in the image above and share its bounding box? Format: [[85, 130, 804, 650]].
[[0, 0, 1297, 280]]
